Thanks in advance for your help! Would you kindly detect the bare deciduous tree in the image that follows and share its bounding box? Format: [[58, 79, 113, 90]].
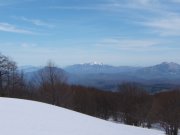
[[0, 53, 18, 96], [36, 61, 67, 105]]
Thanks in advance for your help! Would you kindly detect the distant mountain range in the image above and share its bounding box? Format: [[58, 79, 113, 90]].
[[20, 62, 180, 75], [65, 62, 180, 77], [20, 62, 180, 92], [65, 62, 140, 74], [137, 62, 180, 77], [19, 65, 41, 73]]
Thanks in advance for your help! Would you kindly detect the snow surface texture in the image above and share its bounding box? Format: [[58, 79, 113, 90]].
[[0, 98, 163, 135]]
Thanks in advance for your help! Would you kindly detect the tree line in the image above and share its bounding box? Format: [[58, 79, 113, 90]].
[[0, 53, 179, 135]]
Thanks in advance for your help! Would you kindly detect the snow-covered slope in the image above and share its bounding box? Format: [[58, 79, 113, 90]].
[[0, 98, 163, 135]]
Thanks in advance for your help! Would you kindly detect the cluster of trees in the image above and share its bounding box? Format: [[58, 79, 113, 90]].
[[0, 53, 25, 97], [151, 90, 180, 135], [72, 84, 180, 135], [0, 53, 179, 135]]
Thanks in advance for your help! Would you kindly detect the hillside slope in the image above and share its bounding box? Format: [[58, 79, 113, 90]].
[[0, 98, 163, 135]]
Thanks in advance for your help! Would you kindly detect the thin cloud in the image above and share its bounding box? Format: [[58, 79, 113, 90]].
[[97, 38, 160, 49], [103, 0, 161, 11], [172, 0, 180, 3], [0, 0, 35, 6], [21, 43, 37, 48], [142, 16, 180, 36], [0, 22, 35, 34], [101, 0, 180, 16], [20, 17, 54, 28], [49, 5, 104, 11], [48, 0, 167, 14], [105, 0, 180, 36]]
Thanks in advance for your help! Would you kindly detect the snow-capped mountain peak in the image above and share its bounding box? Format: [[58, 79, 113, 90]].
[[80, 61, 104, 66], [160, 62, 180, 70], [89, 61, 104, 65]]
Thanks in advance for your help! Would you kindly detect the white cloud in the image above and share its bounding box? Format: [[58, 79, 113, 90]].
[[104, 0, 160, 10], [20, 17, 54, 28], [107, 1, 180, 36], [97, 38, 160, 49], [0, 22, 34, 34], [49, 0, 157, 11], [142, 16, 180, 36]]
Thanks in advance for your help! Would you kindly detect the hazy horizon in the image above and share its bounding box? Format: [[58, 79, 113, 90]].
[[18, 61, 180, 68], [1, 0, 180, 66]]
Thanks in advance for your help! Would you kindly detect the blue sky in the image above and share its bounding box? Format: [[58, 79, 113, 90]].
[[1, 0, 180, 67]]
